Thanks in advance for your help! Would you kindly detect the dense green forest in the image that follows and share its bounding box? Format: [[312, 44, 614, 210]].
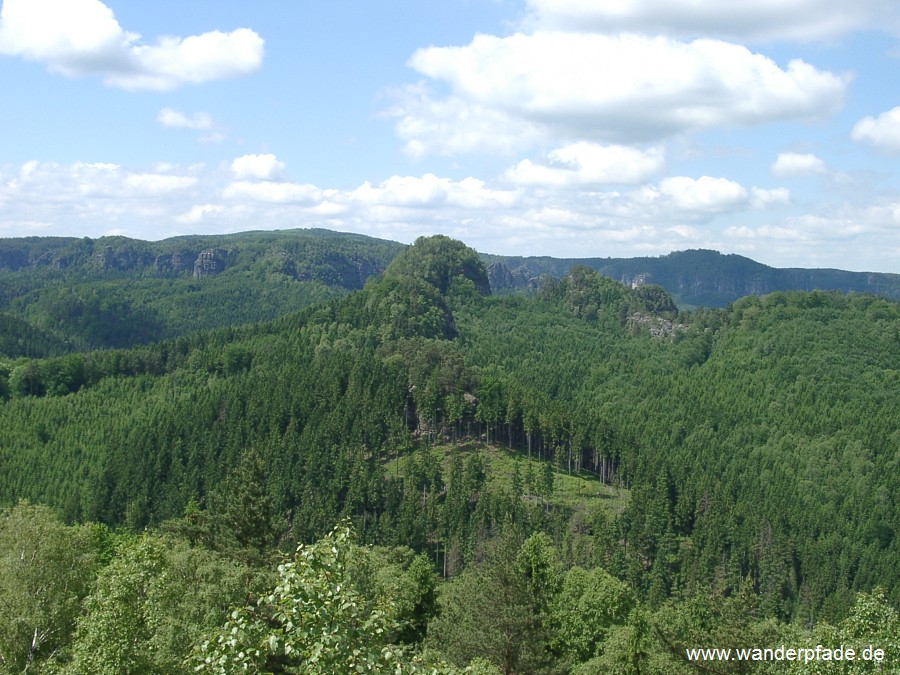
[[2, 230, 898, 355], [0, 234, 898, 672], [0, 229, 403, 351]]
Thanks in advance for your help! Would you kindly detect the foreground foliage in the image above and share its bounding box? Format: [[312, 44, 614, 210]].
[[194, 522, 448, 674], [1, 503, 897, 673]]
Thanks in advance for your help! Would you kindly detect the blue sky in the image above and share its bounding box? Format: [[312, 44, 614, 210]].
[[1, 0, 900, 272]]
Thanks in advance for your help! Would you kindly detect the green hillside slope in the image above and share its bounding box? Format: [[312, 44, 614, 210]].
[[2, 237, 896, 614]]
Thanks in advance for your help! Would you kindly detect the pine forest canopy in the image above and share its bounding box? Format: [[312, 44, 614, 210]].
[[0, 233, 898, 673]]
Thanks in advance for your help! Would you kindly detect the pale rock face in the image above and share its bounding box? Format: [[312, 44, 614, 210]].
[[628, 311, 686, 338], [192, 249, 226, 278]]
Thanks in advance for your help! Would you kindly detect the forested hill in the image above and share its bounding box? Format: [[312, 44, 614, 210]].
[[0, 235, 898, 672], [484, 248, 900, 308], [2, 229, 898, 354], [0, 229, 403, 351]]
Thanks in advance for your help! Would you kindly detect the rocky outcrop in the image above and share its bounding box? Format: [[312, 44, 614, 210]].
[[192, 249, 227, 278], [626, 273, 651, 289], [487, 262, 514, 290], [628, 312, 686, 338], [93, 246, 118, 270], [92, 245, 152, 272], [487, 262, 542, 292]]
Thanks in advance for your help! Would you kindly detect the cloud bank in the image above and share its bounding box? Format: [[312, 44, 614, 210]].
[[0, 0, 264, 90], [392, 32, 847, 155], [10, 156, 890, 271]]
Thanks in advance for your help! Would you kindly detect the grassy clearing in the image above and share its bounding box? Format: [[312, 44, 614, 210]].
[[386, 440, 629, 518]]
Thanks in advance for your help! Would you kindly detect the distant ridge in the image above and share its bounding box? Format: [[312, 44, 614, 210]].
[[483, 248, 900, 308], [0, 230, 897, 312], [0, 229, 405, 350]]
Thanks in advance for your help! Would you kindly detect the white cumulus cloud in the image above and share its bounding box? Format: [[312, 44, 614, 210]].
[[851, 106, 900, 154], [0, 0, 264, 90], [658, 176, 750, 213], [157, 108, 215, 131], [504, 143, 665, 186], [230, 154, 286, 181], [771, 152, 828, 176], [395, 32, 847, 154]]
